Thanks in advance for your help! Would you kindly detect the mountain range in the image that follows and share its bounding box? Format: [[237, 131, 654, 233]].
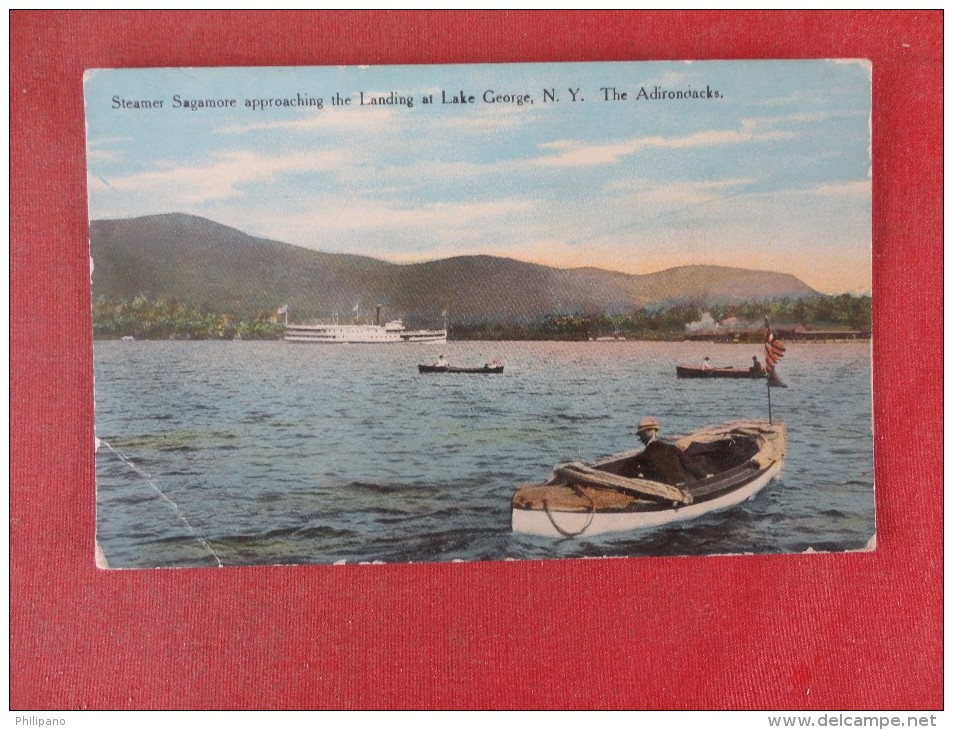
[[89, 213, 819, 325]]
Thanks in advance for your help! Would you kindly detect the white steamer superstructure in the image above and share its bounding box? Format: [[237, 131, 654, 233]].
[[282, 303, 447, 344], [284, 320, 447, 344], [284, 318, 446, 344]]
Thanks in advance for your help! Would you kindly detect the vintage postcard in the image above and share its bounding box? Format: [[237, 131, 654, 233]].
[[85, 61, 873, 568]]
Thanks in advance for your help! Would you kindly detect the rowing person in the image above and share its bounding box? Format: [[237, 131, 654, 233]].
[[626, 417, 708, 486], [433, 354, 449, 369], [750, 355, 764, 374]]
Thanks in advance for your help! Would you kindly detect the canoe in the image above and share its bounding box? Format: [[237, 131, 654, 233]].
[[418, 364, 504, 374], [676, 364, 765, 379], [511, 419, 786, 538]]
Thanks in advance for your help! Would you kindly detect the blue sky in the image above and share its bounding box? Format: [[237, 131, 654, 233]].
[[85, 60, 871, 294]]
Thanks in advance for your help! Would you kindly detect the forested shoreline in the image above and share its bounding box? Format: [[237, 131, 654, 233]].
[[93, 294, 871, 341]]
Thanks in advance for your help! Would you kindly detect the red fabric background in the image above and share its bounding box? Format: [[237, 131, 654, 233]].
[[10, 11, 942, 709]]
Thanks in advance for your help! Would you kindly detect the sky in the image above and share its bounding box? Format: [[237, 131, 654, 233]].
[[85, 60, 872, 294]]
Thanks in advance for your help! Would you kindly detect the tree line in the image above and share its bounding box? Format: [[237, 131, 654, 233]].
[[93, 295, 284, 340], [93, 293, 871, 341], [454, 295, 872, 341]]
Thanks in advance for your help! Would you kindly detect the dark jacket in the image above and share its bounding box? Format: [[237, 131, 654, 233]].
[[628, 439, 708, 486]]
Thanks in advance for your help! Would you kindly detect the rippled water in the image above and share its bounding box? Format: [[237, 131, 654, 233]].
[[94, 340, 874, 568]]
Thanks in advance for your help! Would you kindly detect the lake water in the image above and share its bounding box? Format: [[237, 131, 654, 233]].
[[94, 339, 875, 568]]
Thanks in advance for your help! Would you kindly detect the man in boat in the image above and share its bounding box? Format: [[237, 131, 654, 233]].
[[623, 417, 708, 486], [701, 357, 713, 371], [750, 355, 764, 374], [433, 354, 449, 369]]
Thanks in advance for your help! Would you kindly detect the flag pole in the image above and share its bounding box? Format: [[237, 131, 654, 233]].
[[766, 316, 774, 424], [763, 316, 786, 423]]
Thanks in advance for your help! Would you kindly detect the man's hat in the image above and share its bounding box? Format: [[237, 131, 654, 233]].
[[637, 417, 661, 433]]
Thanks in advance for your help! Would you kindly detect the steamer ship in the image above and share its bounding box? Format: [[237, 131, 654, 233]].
[[283, 305, 447, 344]]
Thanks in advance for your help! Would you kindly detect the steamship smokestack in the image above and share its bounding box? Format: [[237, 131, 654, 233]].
[[375, 305, 382, 326]]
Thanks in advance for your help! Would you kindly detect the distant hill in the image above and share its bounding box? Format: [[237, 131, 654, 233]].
[[89, 213, 819, 325]]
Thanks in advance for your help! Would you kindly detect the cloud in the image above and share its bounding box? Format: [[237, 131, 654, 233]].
[[606, 176, 757, 201], [95, 148, 347, 204], [740, 110, 856, 133], [222, 196, 543, 263], [87, 174, 112, 192], [86, 136, 133, 162], [217, 98, 542, 142], [439, 104, 539, 134], [536, 128, 791, 167], [86, 148, 124, 163], [307, 198, 534, 232], [216, 105, 399, 135], [811, 180, 871, 197]]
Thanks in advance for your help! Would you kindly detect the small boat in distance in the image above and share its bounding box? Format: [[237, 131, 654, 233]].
[[418, 363, 504, 374], [676, 364, 765, 379], [511, 420, 786, 538]]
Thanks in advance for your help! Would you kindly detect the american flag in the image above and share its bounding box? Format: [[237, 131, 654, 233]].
[[764, 318, 786, 373]]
